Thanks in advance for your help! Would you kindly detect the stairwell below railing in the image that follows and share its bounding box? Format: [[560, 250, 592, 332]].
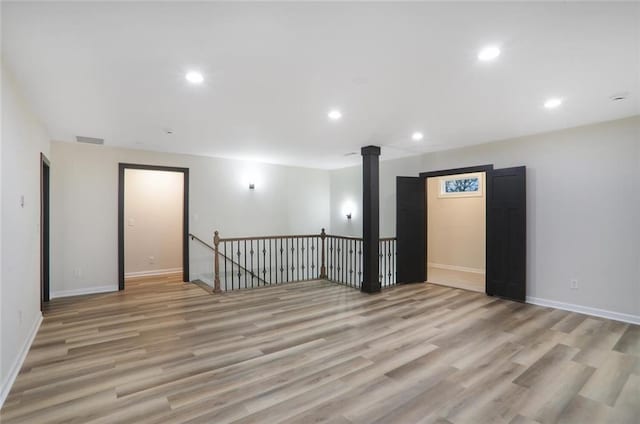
[[200, 229, 396, 293]]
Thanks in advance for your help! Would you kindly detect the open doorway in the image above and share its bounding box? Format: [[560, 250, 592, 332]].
[[426, 172, 486, 293], [118, 164, 189, 290], [397, 164, 526, 302], [40, 153, 50, 310]]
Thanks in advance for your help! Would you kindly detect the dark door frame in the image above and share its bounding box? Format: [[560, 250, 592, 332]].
[[40, 153, 51, 310], [419, 165, 494, 294], [118, 163, 189, 290]]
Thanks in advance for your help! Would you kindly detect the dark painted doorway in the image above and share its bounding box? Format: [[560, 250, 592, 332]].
[[118, 163, 190, 290], [396, 177, 425, 284], [486, 166, 527, 302], [396, 165, 526, 302], [40, 153, 50, 310]]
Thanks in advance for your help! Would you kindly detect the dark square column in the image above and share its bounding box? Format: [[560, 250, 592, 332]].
[[361, 145, 381, 293]]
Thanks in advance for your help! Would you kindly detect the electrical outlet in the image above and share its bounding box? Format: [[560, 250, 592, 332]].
[[74, 268, 82, 278], [18, 310, 23, 324], [149, 256, 155, 264], [570, 279, 578, 290]]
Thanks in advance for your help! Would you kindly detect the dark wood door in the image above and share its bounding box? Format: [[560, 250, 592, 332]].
[[41, 154, 50, 309], [396, 177, 425, 283], [486, 166, 526, 301]]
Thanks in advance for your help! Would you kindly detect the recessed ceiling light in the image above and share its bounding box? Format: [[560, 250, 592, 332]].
[[478, 46, 501, 61], [544, 97, 563, 109], [328, 109, 342, 120], [185, 71, 204, 84], [411, 132, 424, 141]]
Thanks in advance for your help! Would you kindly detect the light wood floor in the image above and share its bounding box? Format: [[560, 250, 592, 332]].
[[1, 278, 638, 423], [427, 266, 485, 293]]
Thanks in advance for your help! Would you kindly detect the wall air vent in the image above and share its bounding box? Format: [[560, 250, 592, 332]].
[[76, 136, 104, 145]]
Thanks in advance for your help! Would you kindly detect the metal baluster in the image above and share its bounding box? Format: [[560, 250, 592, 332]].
[[393, 239, 396, 285], [242, 240, 246, 289], [250, 240, 254, 288], [331, 237, 334, 281], [310, 238, 314, 279], [237, 242, 243, 289], [308, 237, 311, 280], [383, 240, 387, 287], [343, 239, 347, 285], [387, 241, 392, 286], [350, 240, 352, 286], [223, 241, 227, 292], [348, 240, 351, 286], [386, 240, 389, 286], [277, 238, 281, 283], [389, 240, 392, 286], [230, 241, 234, 290], [261, 240, 266, 286]]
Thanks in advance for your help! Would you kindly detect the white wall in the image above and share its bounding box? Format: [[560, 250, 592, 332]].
[[1, 64, 50, 403], [50, 141, 330, 294], [330, 154, 423, 238], [329, 116, 640, 320], [124, 169, 183, 276]]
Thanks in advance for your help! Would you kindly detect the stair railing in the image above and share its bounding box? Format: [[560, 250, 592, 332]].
[[209, 229, 396, 292]]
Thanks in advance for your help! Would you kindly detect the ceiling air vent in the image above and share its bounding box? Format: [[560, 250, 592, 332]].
[[76, 136, 104, 145]]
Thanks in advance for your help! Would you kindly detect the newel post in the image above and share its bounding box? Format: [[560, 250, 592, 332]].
[[213, 231, 222, 293], [320, 228, 327, 279]]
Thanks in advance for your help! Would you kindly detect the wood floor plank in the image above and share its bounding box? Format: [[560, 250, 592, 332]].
[[1, 278, 638, 423]]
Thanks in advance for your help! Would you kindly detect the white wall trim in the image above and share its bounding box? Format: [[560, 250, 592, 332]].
[[427, 262, 485, 275], [0, 313, 42, 408], [526, 296, 640, 325], [124, 268, 182, 278], [50, 285, 117, 299]]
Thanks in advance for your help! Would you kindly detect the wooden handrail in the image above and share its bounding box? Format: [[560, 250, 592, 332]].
[[189, 233, 214, 250], [325, 234, 362, 241], [216, 233, 395, 243], [218, 233, 322, 242]]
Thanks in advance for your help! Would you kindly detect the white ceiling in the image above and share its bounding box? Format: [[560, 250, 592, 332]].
[[3, 1, 639, 169]]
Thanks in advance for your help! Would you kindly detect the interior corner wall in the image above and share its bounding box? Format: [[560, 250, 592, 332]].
[[50, 142, 331, 295], [1, 64, 50, 403], [330, 154, 423, 238]]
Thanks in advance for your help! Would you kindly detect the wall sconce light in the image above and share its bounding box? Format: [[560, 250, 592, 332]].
[[249, 183, 255, 190], [346, 213, 352, 220]]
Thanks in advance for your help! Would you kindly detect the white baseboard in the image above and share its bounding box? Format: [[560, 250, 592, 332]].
[[526, 296, 640, 325], [428, 262, 485, 275], [124, 268, 182, 278], [50, 285, 117, 299], [0, 312, 42, 408]]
